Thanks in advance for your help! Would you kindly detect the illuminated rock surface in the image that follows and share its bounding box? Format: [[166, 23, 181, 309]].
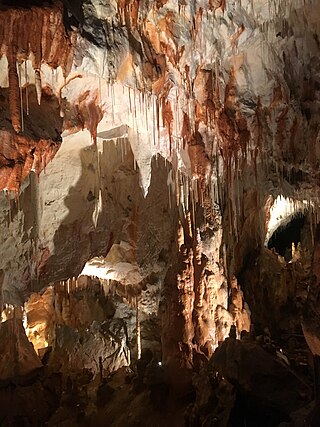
[[0, 0, 319, 425]]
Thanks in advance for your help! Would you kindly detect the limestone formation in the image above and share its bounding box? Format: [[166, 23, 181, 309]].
[[0, 0, 319, 425]]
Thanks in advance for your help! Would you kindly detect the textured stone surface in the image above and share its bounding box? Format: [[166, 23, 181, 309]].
[[211, 337, 311, 416], [0, 0, 319, 408], [0, 0, 318, 299], [0, 318, 42, 382]]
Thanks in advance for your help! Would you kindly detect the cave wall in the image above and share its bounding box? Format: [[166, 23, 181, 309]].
[[0, 0, 319, 380]]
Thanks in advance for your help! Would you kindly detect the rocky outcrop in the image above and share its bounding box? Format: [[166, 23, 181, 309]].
[[0, 1, 75, 194], [0, 85, 63, 193], [50, 319, 130, 375], [210, 337, 311, 425], [24, 275, 163, 376], [162, 209, 250, 384], [0, 317, 42, 383], [302, 225, 320, 357], [25, 279, 131, 376]]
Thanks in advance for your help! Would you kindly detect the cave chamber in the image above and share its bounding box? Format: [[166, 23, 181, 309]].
[[0, 0, 319, 426]]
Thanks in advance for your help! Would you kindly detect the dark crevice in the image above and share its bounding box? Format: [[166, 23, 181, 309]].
[[268, 214, 305, 259]]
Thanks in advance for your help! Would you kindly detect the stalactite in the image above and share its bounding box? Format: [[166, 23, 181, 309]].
[[176, 169, 180, 207], [310, 209, 315, 248], [136, 297, 141, 360], [128, 86, 132, 116], [156, 98, 160, 146], [7, 53, 21, 133], [111, 83, 115, 124], [133, 88, 137, 126], [7, 191, 12, 224], [139, 91, 142, 119], [152, 94, 156, 145], [98, 76, 102, 105], [35, 69, 42, 106], [14, 189, 20, 212], [145, 93, 149, 131], [25, 61, 29, 116], [18, 62, 24, 133], [167, 169, 175, 210]]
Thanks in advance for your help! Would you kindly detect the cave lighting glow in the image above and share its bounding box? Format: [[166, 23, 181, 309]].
[[265, 195, 311, 245]]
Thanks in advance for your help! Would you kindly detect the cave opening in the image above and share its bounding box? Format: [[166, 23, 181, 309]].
[[267, 214, 306, 259]]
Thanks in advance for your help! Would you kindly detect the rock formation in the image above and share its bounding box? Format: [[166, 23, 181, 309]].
[[0, 0, 319, 425]]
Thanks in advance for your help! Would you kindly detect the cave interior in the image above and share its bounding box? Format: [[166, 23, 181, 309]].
[[0, 0, 320, 426]]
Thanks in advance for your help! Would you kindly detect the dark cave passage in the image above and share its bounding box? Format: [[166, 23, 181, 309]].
[[268, 215, 305, 259]]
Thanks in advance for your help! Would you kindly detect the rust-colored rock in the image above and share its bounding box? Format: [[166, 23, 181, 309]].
[[0, 130, 59, 192], [0, 2, 74, 135]]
